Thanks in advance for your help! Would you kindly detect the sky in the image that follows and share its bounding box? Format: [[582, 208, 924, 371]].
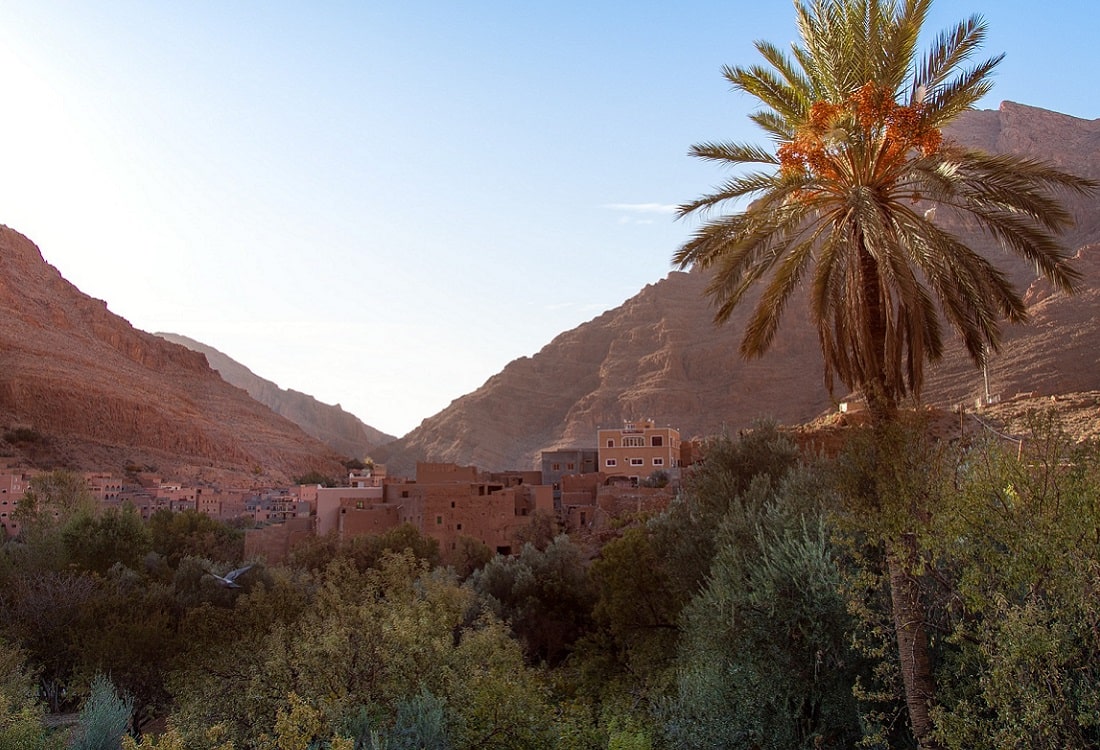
[[0, 1, 1095, 439]]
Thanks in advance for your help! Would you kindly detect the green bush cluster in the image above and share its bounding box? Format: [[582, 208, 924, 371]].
[[3, 414, 1100, 748]]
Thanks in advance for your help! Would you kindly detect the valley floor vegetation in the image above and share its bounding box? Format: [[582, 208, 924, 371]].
[[2, 410, 1100, 749]]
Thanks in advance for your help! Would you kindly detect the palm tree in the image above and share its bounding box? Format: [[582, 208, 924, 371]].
[[673, 0, 1096, 745]]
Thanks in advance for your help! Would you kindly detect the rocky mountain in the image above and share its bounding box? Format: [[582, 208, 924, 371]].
[[0, 226, 347, 484], [375, 102, 1100, 475], [156, 332, 395, 460]]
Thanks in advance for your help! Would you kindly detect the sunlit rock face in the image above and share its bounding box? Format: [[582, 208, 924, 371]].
[[0, 225, 346, 484]]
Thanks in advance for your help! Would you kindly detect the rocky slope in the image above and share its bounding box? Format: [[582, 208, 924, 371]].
[[0, 226, 347, 484], [156, 332, 395, 460], [375, 102, 1100, 475]]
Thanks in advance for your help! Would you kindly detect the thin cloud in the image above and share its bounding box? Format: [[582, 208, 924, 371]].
[[603, 202, 678, 214]]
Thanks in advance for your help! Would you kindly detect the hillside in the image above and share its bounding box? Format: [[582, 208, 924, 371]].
[[156, 332, 395, 460], [0, 226, 346, 484], [375, 102, 1100, 475]]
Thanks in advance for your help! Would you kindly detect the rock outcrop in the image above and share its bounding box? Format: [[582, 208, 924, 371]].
[[0, 226, 346, 484], [156, 332, 395, 460], [375, 102, 1100, 475]]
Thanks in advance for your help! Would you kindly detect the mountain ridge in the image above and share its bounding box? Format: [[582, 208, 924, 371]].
[[155, 332, 395, 460], [0, 226, 346, 485]]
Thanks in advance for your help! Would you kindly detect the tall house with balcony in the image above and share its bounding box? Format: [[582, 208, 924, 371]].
[[597, 420, 681, 478]]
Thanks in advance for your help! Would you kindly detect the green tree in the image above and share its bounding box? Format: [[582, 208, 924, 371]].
[[73, 572, 182, 736], [922, 412, 1100, 748], [572, 426, 802, 719], [674, 2, 1095, 743], [167, 551, 557, 749], [581, 525, 681, 698], [148, 510, 244, 569], [63, 505, 152, 576], [669, 469, 862, 749], [10, 470, 97, 573], [469, 536, 595, 666], [70, 674, 133, 750], [451, 535, 493, 580], [0, 570, 98, 712], [287, 524, 439, 574], [0, 638, 62, 750]]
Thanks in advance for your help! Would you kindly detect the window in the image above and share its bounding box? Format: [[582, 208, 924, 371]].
[[566, 462, 574, 470], [436, 516, 443, 525], [624, 436, 644, 447], [606, 439, 615, 448], [630, 458, 644, 466], [457, 523, 463, 530], [651, 436, 663, 447], [606, 458, 617, 467], [551, 463, 560, 471], [653, 457, 664, 466]]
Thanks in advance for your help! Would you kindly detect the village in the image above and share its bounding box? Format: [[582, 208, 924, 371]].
[[0, 420, 699, 564]]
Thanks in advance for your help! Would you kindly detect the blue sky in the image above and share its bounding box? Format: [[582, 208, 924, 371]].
[[0, 1, 1094, 439]]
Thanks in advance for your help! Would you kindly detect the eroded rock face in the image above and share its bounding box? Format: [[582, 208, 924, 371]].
[[156, 332, 396, 460], [377, 102, 1100, 474], [0, 226, 346, 484]]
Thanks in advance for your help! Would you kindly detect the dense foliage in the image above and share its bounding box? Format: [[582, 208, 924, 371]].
[[4, 414, 1100, 748]]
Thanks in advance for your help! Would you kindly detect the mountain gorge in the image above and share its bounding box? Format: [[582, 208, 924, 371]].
[[375, 102, 1100, 475], [0, 102, 1096, 481], [156, 332, 395, 460]]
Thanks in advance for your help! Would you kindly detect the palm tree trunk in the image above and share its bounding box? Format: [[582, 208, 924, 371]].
[[888, 533, 940, 749], [859, 238, 939, 746], [858, 240, 895, 424]]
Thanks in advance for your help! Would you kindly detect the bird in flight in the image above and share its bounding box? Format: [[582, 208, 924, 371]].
[[205, 564, 254, 588]]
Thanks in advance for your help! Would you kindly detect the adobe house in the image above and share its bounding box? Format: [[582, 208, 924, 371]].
[[597, 420, 682, 480], [540, 448, 599, 510], [0, 471, 31, 538]]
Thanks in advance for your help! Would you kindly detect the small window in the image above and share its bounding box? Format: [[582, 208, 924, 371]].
[[401, 490, 410, 498], [651, 436, 663, 447], [566, 462, 574, 470], [457, 523, 462, 531], [606, 439, 614, 448], [606, 458, 617, 467], [551, 463, 561, 471], [630, 458, 644, 466], [436, 515, 443, 525], [653, 457, 664, 466], [624, 436, 644, 447]]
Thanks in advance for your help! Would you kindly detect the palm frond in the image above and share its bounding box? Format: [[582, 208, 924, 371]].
[[916, 15, 992, 95], [878, 0, 932, 93], [927, 55, 1003, 123], [725, 64, 805, 122], [754, 40, 814, 109], [749, 111, 796, 142], [740, 232, 822, 355], [675, 170, 784, 219], [688, 142, 780, 167]]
